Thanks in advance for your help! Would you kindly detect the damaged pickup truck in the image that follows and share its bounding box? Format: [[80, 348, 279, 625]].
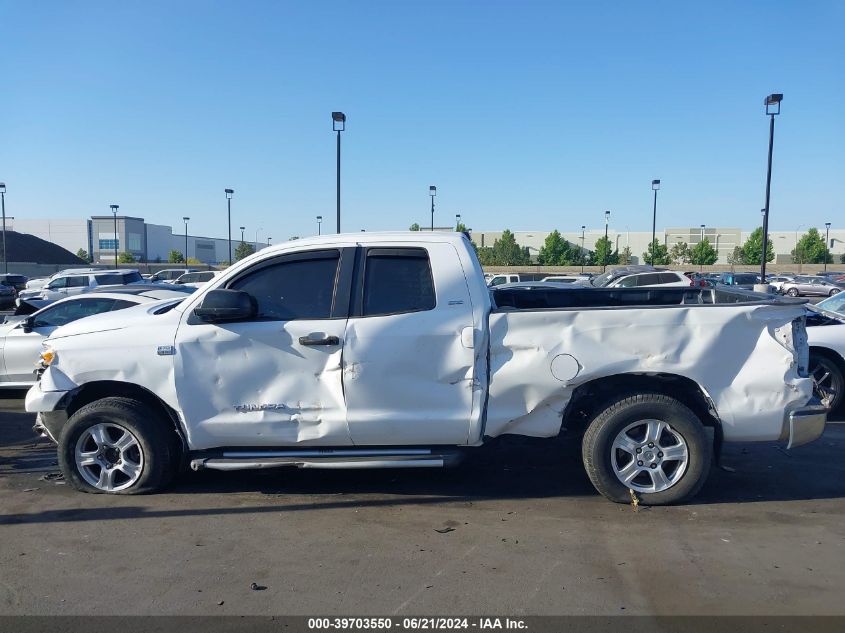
[[26, 232, 826, 504]]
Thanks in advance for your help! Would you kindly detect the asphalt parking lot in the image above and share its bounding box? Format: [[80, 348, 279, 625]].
[[1, 393, 844, 616]]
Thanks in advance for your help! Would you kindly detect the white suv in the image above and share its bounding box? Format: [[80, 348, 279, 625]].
[[17, 269, 144, 303], [607, 271, 691, 288]]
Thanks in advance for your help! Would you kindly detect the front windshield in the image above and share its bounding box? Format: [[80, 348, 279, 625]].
[[815, 293, 845, 316], [590, 270, 616, 287]]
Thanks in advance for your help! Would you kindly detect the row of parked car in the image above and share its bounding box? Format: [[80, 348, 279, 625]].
[[0, 267, 224, 388], [486, 267, 845, 297]]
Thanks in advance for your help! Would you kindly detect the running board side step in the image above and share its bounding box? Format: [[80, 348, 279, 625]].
[[189, 449, 463, 472]]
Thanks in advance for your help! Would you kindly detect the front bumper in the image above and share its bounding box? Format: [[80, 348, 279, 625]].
[[786, 400, 828, 449]]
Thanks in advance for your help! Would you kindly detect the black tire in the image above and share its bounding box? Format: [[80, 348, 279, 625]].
[[58, 397, 180, 494], [809, 352, 844, 415], [581, 393, 712, 505], [830, 288, 840, 297], [787, 288, 799, 297]]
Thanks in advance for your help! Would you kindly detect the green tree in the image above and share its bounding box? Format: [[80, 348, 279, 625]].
[[792, 228, 832, 264], [76, 248, 91, 263], [642, 239, 670, 265], [669, 241, 691, 265], [491, 230, 530, 265], [690, 238, 719, 266], [592, 236, 619, 267], [186, 257, 202, 265], [117, 252, 135, 264], [234, 241, 256, 261], [727, 245, 744, 270], [740, 227, 774, 265], [409, 223, 421, 231], [537, 230, 574, 266], [619, 246, 633, 265], [456, 222, 468, 233], [168, 250, 184, 264], [476, 246, 495, 266]]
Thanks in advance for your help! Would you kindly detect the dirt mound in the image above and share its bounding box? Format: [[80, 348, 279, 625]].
[[1, 231, 86, 265]]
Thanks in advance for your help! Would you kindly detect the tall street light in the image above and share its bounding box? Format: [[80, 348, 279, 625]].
[[603, 210, 611, 272], [317, 215, 322, 235], [254, 227, 262, 251], [651, 179, 660, 265], [455, 213, 461, 231], [267, 237, 272, 247], [240, 226, 245, 243], [110, 204, 119, 268], [699, 224, 706, 273], [580, 225, 586, 273], [825, 222, 832, 272], [183, 217, 190, 269], [795, 224, 805, 273], [0, 182, 7, 274], [332, 112, 346, 233], [760, 93, 783, 281], [224, 189, 234, 264], [429, 186, 436, 231]]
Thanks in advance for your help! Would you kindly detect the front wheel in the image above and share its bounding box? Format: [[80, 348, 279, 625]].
[[582, 393, 712, 505], [787, 288, 800, 297], [58, 397, 180, 494], [830, 288, 840, 297]]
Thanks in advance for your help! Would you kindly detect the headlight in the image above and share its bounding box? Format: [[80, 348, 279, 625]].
[[40, 348, 57, 367]]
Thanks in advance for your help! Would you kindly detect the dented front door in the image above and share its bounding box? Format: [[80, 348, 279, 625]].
[[173, 249, 354, 450]]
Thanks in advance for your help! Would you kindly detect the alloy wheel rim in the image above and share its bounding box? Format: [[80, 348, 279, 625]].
[[75, 423, 144, 491], [810, 357, 842, 409], [610, 419, 689, 494]]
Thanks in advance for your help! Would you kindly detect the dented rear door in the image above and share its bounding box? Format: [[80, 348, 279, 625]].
[[172, 248, 355, 449], [343, 244, 476, 445]]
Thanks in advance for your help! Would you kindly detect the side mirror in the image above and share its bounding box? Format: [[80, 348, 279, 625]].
[[193, 289, 257, 323], [21, 317, 33, 334]]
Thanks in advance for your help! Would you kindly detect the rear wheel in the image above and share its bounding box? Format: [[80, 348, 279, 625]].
[[582, 393, 712, 505], [830, 288, 840, 296], [809, 352, 844, 414], [58, 397, 180, 494], [787, 288, 799, 297]]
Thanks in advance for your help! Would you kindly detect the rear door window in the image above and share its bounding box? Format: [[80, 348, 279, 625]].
[[658, 273, 683, 284], [636, 273, 661, 286], [361, 248, 435, 317]]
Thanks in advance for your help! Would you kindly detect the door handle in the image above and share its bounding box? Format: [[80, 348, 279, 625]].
[[298, 334, 340, 346]]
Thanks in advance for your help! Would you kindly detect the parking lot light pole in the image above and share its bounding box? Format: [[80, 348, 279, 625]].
[[603, 210, 611, 272], [0, 182, 7, 273], [455, 214, 461, 231], [429, 186, 436, 231], [224, 189, 234, 264], [580, 225, 586, 273], [110, 204, 119, 269], [651, 180, 660, 265], [825, 222, 832, 272], [183, 217, 190, 269], [699, 224, 706, 273], [239, 226, 245, 243], [317, 215, 322, 235], [761, 93, 783, 281], [332, 112, 346, 233]]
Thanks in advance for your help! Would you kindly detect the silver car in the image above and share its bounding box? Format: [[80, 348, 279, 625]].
[[781, 276, 844, 297]]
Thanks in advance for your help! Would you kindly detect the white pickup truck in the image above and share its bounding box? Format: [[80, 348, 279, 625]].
[[26, 232, 826, 504]]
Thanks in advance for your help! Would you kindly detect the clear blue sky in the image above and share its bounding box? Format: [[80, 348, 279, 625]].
[[1, 0, 842, 242]]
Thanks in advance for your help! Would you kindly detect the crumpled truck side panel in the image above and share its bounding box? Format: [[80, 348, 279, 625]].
[[486, 304, 811, 442]]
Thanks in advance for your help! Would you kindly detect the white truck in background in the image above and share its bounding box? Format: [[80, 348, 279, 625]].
[[26, 232, 826, 504]]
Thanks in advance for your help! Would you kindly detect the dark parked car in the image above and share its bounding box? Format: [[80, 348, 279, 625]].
[[716, 272, 762, 290], [0, 283, 16, 309], [0, 274, 28, 292]]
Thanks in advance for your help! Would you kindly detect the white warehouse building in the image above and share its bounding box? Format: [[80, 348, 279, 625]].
[[8, 216, 269, 265]]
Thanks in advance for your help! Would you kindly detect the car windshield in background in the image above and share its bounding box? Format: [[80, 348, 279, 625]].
[[734, 274, 758, 284], [815, 293, 845, 316]]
